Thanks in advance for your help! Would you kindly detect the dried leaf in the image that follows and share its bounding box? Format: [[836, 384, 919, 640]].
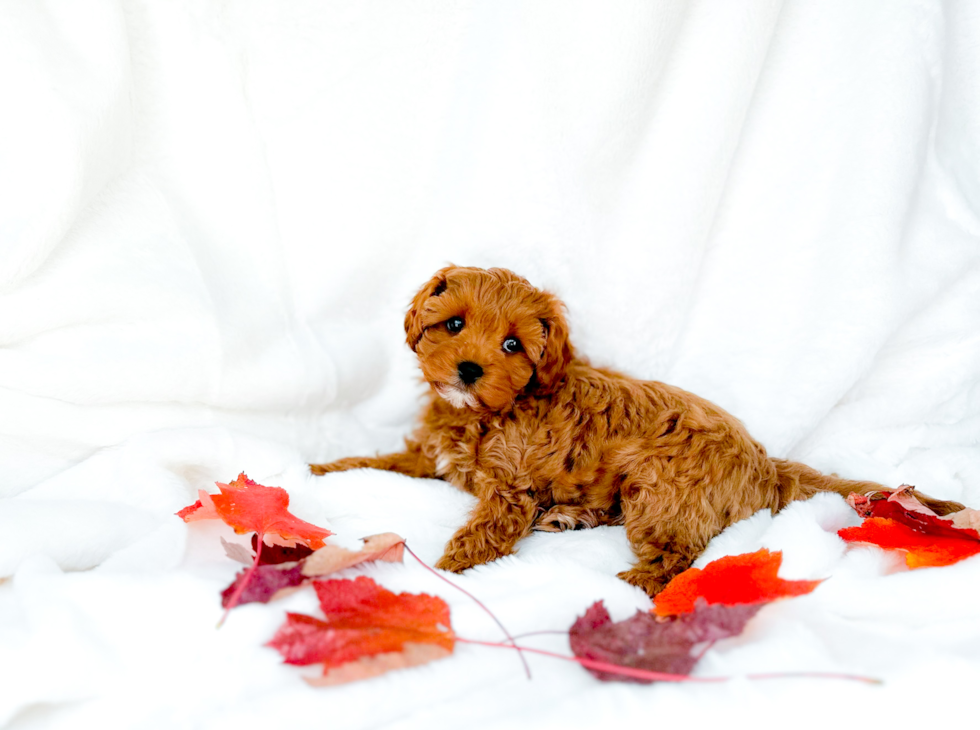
[[267, 576, 454, 685], [883, 485, 941, 517], [221, 537, 255, 565], [302, 533, 405, 577], [653, 549, 822, 617], [569, 600, 762, 683], [949, 509, 980, 534]]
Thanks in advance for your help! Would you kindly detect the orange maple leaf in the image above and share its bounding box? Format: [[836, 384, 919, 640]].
[[838, 517, 980, 568], [652, 548, 822, 617], [267, 576, 454, 685], [175, 495, 219, 522], [177, 473, 331, 549]]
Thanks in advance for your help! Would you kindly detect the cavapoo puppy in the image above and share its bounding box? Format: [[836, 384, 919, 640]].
[[311, 266, 962, 596]]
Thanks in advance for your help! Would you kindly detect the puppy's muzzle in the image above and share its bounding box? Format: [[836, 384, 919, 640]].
[[457, 361, 483, 385]]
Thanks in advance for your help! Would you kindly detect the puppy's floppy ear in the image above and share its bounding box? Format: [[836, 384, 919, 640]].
[[533, 292, 573, 391], [404, 266, 454, 351]]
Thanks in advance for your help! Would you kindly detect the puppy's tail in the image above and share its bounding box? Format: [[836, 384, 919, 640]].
[[771, 458, 964, 515]]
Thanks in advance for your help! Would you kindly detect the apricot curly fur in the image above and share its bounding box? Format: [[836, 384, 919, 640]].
[[311, 266, 964, 596]]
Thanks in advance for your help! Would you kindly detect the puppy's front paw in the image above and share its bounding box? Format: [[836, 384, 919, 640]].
[[435, 536, 503, 573], [617, 567, 668, 598], [533, 505, 583, 532], [434, 554, 473, 573]]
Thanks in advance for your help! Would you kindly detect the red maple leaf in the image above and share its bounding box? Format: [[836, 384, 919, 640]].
[[267, 576, 454, 685], [840, 487, 980, 568], [652, 549, 822, 617]]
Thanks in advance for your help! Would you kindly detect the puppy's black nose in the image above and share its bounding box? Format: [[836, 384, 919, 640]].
[[457, 361, 483, 385]]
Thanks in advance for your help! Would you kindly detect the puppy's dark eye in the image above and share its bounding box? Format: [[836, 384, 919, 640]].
[[446, 316, 464, 333], [502, 336, 522, 354]]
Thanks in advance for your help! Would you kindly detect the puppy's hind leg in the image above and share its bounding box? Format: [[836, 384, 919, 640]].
[[310, 441, 436, 478], [616, 473, 703, 597]]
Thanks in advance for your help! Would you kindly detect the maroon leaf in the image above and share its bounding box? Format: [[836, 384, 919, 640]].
[[221, 536, 316, 568], [569, 600, 763, 683], [220, 562, 307, 608], [251, 533, 315, 565]]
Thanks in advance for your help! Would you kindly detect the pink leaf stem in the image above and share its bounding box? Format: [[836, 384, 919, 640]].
[[218, 534, 265, 627], [402, 542, 531, 680], [457, 637, 882, 685]]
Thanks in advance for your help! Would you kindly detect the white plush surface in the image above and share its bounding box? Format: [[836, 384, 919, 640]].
[[2, 1, 980, 728]]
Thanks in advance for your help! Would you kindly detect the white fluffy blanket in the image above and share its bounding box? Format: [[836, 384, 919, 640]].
[[2, 1, 980, 728]]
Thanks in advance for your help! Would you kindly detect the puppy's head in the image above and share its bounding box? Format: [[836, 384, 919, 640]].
[[404, 266, 572, 411]]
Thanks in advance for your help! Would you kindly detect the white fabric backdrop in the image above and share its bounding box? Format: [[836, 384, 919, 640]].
[[2, 1, 979, 728]]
